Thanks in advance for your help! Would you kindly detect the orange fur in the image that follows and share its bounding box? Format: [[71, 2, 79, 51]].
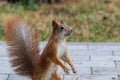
[[4, 14, 76, 80]]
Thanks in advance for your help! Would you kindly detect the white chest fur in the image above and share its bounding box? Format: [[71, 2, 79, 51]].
[[58, 40, 66, 58], [44, 63, 56, 80]]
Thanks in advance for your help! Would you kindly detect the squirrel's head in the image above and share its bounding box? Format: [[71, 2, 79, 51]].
[[52, 20, 72, 39]]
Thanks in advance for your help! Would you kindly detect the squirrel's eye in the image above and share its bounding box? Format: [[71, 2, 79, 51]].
[[60, 26, 64, 30]]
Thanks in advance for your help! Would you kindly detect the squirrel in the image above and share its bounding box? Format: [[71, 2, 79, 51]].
[[4, 14, 76, 80]]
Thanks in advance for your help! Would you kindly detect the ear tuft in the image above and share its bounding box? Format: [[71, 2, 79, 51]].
[[60, 20, 64, 24], [52, 20, 59, 33], [52, 20, 58, 27], [52, 20, 59, 30]]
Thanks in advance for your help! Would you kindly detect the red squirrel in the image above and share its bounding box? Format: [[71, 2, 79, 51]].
[[4, 14, 76, 80]]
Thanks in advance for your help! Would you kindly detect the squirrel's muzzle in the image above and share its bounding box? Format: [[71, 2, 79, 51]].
[[65, 28, 72, 36]]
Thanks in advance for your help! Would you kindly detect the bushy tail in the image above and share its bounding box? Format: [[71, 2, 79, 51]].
[[4, 14, 40, 77]]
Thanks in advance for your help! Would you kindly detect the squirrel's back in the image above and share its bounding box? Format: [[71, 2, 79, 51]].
[[4, 14, 40, 77]]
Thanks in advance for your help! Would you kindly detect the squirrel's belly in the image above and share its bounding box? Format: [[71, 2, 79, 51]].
[[44, 63, 56, 80], [58, 41, 66, 57]]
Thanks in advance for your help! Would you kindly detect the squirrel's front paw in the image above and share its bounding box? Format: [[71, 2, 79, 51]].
[[72, 68, 77, 73]]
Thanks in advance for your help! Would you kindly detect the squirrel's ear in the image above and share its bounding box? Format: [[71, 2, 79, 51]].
[[52, 20, 58, 27], [60, 20, 65, 24], [52, 20, 59, 32]]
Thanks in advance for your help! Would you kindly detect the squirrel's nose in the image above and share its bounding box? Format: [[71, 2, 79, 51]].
[[69, 28, 72, 33], [70, 29, 72, 32]]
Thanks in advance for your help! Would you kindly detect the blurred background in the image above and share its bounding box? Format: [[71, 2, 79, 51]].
[[0, 0, 120, 42]]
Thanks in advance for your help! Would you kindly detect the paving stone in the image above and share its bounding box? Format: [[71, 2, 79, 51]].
[[0, 41, 6, 45], [64, 75, 90, 80], [88, 42, 120, 46], [0, 49, 8, 57], [64, 74, 117, 80], [67, 42, 88, 45], [0, 57, 10, 61], [91, 56, 120, 61], [68, 50, 112, 56], [89, 75, 116, 80], [0, 45, 8, 49], [8, 75, 29, 80], [0, 45, 9, 57], [0, 61, 15, 74], [68, 50, 88, 56], [70, 56, 90, 61], [74, 61, 115, 68], [67, 45, 88, 50], [0, 42, 120, 80], [88, 51, 113, 56], [89, 45, 120, 51], [0, 75, 8, 80], [116, 61, 120, 68], [113, 51, 120, 56], [92, 67, 120, 75], [58, 67, 91, 75], [8, 74, 63, 80]]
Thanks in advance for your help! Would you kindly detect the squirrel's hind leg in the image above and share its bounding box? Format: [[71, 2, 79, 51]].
[[51, 69, 62, 80]]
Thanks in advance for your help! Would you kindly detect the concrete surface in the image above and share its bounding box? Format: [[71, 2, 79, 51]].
[[0, 41, 120, 80]]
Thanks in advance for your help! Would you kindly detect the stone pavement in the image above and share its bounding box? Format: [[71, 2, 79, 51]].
[[0, 41, 120, 80]]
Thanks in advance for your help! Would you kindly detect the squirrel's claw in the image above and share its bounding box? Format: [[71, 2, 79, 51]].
[[72, 68, 77, 73]]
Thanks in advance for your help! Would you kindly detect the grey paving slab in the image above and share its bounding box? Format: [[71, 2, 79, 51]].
[[88, 51, 113, 56], [116, 61, 120, 68], [68, 50, 113, 56], [58, 67, 91, 75], [0, 57, 10, 61], [88, 42, 120, 46], [64, 75, 90, 80], [92, 67, 120, 75], [8, 74, 64, 80], [8, 75, 29, 80], [89, 45, 120, 51], [113, 51, 120, 56], [0, 41, 6, 45], [0, 51, 8, 57], [0, 45, 8, 49], [0, 75, 8, 80], [64, 75, 117, 80], [73, 61, 115, 68], [0, 61, 15, 74], [67, 42, 88, 45], [91, 56, 120, 61], [0, 49, 8, 57], [88, 42, 120, 51], [67, 45, 88, 50], [0, 42, 120, 80], [70, 56, 90, 61], [68, 50, 88, 56], [88, 75, 116, 80]]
